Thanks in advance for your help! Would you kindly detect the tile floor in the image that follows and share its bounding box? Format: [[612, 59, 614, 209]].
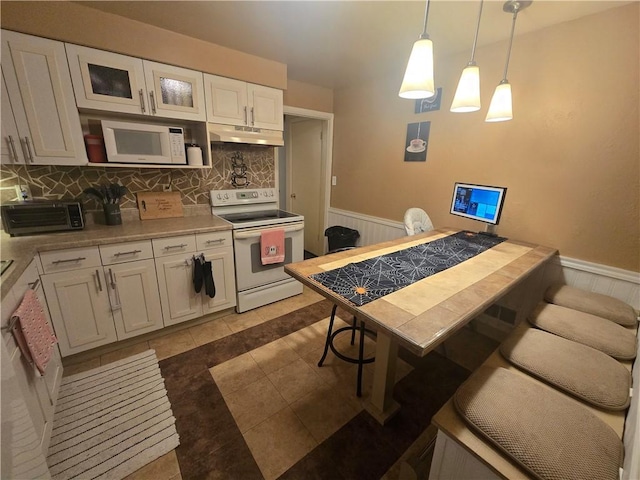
[[61, 286, 498, 480]]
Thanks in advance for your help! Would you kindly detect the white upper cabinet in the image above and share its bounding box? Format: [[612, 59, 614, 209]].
[[66, 44, 147, 115], [142, 61, 206, 121], [1, 67, 25, 165], [66, 44, 206, 121], [204, 74, 283, 130], [247, 83, 284, 130], [1, 30, 87, 166]]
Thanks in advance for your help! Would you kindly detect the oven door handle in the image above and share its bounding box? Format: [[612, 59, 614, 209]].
[[234, 224, 304, 240]]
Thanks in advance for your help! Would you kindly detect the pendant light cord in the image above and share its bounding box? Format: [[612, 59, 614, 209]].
[[420, 0, 431, 39], [468, 0, 484, 65], [502, 7, 519, 80]]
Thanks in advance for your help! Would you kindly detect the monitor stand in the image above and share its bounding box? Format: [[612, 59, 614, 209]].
[[478, 224, 498, 237]]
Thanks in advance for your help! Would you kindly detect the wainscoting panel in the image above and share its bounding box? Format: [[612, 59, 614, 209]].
[[326, 208, 405, 251], [544, 256, 640, 310], [327, 208, 640, 310]]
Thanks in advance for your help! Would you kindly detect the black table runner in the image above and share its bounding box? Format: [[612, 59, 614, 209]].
[[310, 231, 506, 306]]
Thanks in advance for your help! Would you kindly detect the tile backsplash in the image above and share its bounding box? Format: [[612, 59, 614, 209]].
[[0, 144, 275, 211]]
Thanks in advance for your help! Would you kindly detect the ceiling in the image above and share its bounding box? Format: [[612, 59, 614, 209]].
[[78, 1, 629, 89]]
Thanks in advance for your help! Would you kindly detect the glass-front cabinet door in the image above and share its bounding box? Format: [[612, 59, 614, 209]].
[[66, 43, 148, 115], [142, 61, 206, 121], [66, 44, 206, 121]]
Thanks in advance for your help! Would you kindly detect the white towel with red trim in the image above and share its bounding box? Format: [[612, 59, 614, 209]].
[[11, 290, 58, 375], [261, 228, 286, 265]]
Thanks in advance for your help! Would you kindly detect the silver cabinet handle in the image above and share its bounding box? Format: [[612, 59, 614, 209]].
[[28, 279, 40, 291], [149, 91, 157, 114], [23, 137, 34, 163], [95, 269, 102, 292], [52, 257, 87, 265], [139, 89, 146, 113], [250, 107, 255, 126], [114, 249, 142, 257], [108, 268, 121, 310], [244, 106, 248, 125], [205, 238, 225, 245], [164, 244, 187, 250], [7, 135, 19, 163]]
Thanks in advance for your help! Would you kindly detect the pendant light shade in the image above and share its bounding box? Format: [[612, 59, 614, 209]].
[[399, 0, 435, 99], [399, 37, 435, 99], [485, 0, 531, 122], [450, 64, 481, 112], [450, 0, 484, 113], [485, 80, 512, 122]]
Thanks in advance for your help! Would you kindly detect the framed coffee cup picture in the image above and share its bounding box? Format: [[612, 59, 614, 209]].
[[404, 121, 430, 162]]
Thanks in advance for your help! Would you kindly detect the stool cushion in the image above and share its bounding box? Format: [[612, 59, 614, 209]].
[[528, 302, 637, 361], [454, 366, 623, 480], [545, 284, 637, 327], [500, 328, 631, 410]]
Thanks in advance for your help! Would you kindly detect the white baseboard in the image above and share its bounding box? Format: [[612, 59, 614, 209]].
[[327, 208, 640, 309]]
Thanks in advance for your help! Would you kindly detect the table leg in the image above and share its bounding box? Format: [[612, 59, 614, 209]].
[[364, 331, 401, 424]]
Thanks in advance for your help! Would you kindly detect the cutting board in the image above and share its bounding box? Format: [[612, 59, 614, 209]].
[[137, 192, 184, 220]]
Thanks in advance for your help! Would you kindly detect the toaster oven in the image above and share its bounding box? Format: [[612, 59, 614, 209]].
[[1, 200, 85, 236]]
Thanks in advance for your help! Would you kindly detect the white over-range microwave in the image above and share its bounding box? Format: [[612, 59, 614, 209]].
[[101, 120, 187, 165]]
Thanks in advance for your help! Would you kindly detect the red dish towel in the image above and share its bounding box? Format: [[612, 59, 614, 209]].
[[261, 228, 286, 265], [11, 290, 58, 375]]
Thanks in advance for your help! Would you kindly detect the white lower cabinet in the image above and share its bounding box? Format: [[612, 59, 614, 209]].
[[41, 241, 163, 356], [41, 266, 118, 356], [1, 259, 63, 466], [201, 246, 236, 314], [155, 252, 202, 326], [155, 232, 236, 326], [39, 233, 235, 355], [106, 259, 163, 340]]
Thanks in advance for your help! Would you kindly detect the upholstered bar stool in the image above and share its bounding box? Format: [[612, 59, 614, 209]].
[[317, 304, 375, 397]]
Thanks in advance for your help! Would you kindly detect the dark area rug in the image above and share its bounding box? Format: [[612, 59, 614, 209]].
[[159, 300, 470, 479]]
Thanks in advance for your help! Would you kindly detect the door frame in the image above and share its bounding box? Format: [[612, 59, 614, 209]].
[[277, 106, 334, 251]]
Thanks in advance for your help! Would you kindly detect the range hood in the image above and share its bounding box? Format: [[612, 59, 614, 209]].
[[208, 123, 284, 147]]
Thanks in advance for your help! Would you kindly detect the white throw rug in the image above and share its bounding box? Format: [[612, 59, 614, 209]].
[[47, 350, 180, 480]]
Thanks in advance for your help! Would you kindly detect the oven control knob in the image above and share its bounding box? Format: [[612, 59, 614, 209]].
[[253, 192, 258, 198], [216, 194, 222, 200], [269, 191, 274, 197], [223, 193, 229, 200]]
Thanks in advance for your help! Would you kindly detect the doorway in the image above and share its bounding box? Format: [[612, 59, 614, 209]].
[[277, 106, 333, 257]]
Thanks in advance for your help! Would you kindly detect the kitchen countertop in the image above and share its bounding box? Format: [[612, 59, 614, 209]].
[[0, 215, 232, 299]]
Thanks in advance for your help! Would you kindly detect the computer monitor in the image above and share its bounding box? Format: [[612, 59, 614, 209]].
[[450, 182, 507, 226]]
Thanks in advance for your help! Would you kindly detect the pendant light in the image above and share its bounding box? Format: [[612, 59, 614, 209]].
[[485, 0, 531, 122], [450, 0, 484, 113], [399, 0, 435, 99]]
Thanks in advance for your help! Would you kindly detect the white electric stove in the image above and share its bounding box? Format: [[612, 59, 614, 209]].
[[211, 188, 304, 312]]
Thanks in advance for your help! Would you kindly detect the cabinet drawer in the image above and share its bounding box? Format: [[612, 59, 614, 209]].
[[196, 231, 232, 251], [40, 246, 101, 273], [100, 240, 153, 265], [152, 235, 196, 257]]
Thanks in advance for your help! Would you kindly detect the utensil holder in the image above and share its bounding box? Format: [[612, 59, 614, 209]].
[[104, 203, 122, 225]]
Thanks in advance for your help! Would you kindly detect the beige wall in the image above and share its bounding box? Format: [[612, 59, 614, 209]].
[[0, 1, 287, 90], [284, 79, 334, 113], [331, 4, 639, 272]]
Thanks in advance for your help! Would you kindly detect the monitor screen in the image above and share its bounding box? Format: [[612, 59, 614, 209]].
[[450, 183, 507, 225]]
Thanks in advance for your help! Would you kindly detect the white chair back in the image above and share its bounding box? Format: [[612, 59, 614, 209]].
[[404, 208, 434, 236]]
